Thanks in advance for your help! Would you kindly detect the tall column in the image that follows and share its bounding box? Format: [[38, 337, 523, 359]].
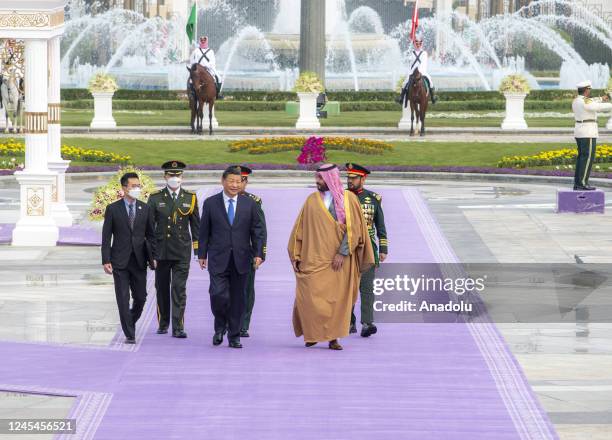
[[299, 0, 325, 85], [47, 36, 73, 227], [12, 39, 59, 247]]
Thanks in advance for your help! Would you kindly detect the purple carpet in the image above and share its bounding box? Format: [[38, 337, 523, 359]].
[[0, 187, 557, 440], [0, 224, 101, 246]]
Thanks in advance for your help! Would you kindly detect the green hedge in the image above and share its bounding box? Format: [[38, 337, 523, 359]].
[[61, 88, 600, 102], [62, 98, 574, 112]]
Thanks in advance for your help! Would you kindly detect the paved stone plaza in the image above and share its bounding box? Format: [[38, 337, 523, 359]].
[[0, 171, 611, 439]]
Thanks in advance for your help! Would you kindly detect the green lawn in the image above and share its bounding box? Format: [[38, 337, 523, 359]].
[[60, 137, 575, 168], [60, 109, 603, 128]]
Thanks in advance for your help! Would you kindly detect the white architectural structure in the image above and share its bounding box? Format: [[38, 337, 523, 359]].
[[0, 0, 72, 246], [295, 93, 320, 130]]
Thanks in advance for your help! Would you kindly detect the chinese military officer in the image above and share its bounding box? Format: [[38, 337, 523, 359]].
[[148, 161, 200, 338]]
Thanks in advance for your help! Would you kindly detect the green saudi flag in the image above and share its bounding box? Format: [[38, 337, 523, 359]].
[[186, 4, 197, 43]]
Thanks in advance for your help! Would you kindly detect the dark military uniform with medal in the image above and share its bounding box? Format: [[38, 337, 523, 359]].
[[346, 163, 388, 337], [238, 167, 268, 337], [147, 161, 200, 337]]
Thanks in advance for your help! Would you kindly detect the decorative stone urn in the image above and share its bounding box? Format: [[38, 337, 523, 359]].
[[501, 92, 528, 130], [90, 91, 117, 129], [295, 92, 320, 129]]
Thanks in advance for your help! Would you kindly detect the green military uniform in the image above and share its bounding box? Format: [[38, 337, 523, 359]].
[[346, 164, 388, 335], [241, 191, 267, 334], [148, 161, 200, 337]]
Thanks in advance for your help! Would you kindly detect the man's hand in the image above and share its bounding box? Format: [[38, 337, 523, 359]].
[[602, 95, 610, 102], [292, 260, 301, 273], [103, 263, 113, 274], [199, 258, 207, 270], [253, 257, 263, 270], [379, 253, 387, 263], [332, 254, 344, 272], [152, 260, 157, 269]]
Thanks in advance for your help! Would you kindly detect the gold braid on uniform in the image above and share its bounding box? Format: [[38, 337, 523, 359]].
[[172, 193, 196, 224]]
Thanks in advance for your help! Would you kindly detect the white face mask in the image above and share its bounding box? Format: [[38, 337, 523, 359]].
[[128, 188, 142, 199], [167, 177, 182, 189]]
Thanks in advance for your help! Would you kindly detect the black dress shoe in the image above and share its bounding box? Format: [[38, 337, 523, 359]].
[[125, 337, 136, 344], [305, 342, 318, 347], [349, 323, 357, 334], [361, 324, 378, 337], [229, 340, 242, 349], [240, 329, 250, 338], [328, 340, 343, 350], [172, 330, 187, 338], [212, 332, 224, 346], [574, 185, 596, 191], [156, 327, 168, 334]]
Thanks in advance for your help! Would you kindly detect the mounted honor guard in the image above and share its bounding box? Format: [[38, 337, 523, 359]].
[[189, 35, 223, 99], [401, 29, 436, 105]]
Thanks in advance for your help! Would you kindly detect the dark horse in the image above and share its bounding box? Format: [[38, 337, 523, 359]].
[[188, 64, 216, 135], [407, 68, 428, 137]]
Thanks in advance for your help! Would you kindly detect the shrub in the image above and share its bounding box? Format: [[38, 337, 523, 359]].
[[88, 166, 155, 221], [0, 139, 130, 164], [497, 145, 612, 168], [499, 74, 531, 94], [293, 71, 325, 94], [88, 73, 118, 93]]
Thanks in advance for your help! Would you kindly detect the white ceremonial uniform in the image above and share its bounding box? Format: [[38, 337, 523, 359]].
[[189, 47, 218, 79], [403, 49, 433, 87], [572, 95, 612, 138], [571, 92, 612, 188]]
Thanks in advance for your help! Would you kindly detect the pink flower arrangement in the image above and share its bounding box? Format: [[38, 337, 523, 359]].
[[297, 136, 326, 164]]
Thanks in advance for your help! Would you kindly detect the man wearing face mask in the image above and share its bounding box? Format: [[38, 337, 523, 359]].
[[102, 172, 156, 344], [147, 161, 200, 338]]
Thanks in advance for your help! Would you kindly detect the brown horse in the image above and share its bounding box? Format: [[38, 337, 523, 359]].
[[409, 68, 428, 137], [189, 64, 216, 135]]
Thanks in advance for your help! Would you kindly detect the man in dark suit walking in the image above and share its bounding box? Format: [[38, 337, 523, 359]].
[[102, 172, 156, 344], [198, 166, 266, 348]]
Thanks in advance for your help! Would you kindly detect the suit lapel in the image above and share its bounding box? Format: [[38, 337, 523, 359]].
[[117, 199, 131, 231], [217, 192, 231, 227]]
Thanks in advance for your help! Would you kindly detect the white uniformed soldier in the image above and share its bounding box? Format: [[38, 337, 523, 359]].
[[401, 29, 436, 105], [572, 80, 612, 190], [189, 35, 222, 99]]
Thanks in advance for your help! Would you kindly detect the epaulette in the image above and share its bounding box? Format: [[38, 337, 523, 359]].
[[182, 189, 195, 195], [370, 191, 382, 202], [247, 192, 261, 203], [585, 98, 592, 104], [149, 190, 162, 196]]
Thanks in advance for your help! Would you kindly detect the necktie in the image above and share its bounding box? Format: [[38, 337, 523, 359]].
[[172, 192, 177, 202], [128, 203, 135, 230], [227, 198, 235, 225]]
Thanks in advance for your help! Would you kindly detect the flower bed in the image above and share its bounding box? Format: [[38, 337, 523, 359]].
[[229, 136, 393, 155], [88, 166, 156, 221], [497, 145, 612, 168], [0, 157, 23, 171], [0, 139, 130, 164]]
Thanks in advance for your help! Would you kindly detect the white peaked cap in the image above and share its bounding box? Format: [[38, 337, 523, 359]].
[[576, 80, 592, 88]]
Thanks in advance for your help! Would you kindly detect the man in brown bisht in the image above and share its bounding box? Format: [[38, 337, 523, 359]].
[[288, 163, 374, 350]]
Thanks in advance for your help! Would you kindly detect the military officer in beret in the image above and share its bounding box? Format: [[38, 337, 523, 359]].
[[346, 163, 388, 338], [572, 80, 612, 190], [148, 161, 200, 338], [238, 166, 268, 338]]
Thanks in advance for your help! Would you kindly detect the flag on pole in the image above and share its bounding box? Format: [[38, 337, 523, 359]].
[[410, 0, 419, 42], [186, 4, 197, 44]]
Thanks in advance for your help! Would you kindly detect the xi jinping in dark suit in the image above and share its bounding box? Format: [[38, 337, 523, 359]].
[[198, 166, 265, 348], [102, 172, 156, 343]]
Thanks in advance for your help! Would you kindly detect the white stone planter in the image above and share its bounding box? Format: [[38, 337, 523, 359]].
[[398, 100, 416, 130], [501, 92, 528, 130], [295, 92, 320, 129], [90, 91, 117, 129]]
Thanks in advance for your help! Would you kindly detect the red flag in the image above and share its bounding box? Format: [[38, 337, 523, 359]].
[[410, 0, 419, 42]]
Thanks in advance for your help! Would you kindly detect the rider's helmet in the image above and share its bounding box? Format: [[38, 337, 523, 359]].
[[414, 29, 424, 46]]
